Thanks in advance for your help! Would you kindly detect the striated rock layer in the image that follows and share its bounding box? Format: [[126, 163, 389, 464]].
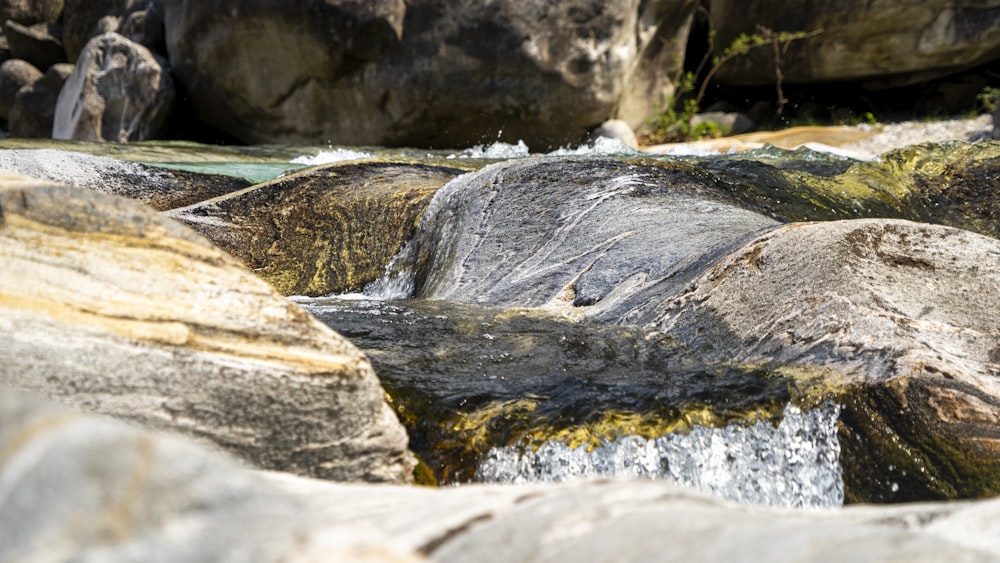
[[0, 173, 415, 483]]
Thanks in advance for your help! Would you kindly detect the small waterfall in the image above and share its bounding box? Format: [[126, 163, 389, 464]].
[[474, 402, 843, 509], [363, 268, 417, 300]]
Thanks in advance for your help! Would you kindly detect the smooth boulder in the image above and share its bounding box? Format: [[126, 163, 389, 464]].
[[0, 173, 415, 482], [654, 219, 1000, 500], [53, 31, 174, 141], [164, 0, 695, 147], [399, 157, 779, 310]]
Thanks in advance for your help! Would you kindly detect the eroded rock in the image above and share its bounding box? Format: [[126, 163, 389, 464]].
[[166, 160, 464, 296], [7, 390, 1000, 563], [7, 62, 70, 137], [53, 31, 174, 142], [0, 174, 415, 483]]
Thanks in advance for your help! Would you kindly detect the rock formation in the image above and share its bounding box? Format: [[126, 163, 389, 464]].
[[0, 173, 415, 482], [5, 389, 1000, 562], [163, 0, 695, 147], [710, 0, 1000, 87], [53, 31, 174, 142], [167, 160, 465, 296]]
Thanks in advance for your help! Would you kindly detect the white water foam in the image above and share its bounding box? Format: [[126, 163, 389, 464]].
[[475, 402, 843, 509], [290, 148, 373, 165], [546, 136, 642, 157], [447, 140, 531, 159]]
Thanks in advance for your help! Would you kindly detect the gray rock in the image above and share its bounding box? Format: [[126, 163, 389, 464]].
[[62, 0, 144, 61], [53, 31, 173, 141], [3, 20, 65, 70], [164, 0, 695, 147], [0, 391, 421, 563], [710, 0, 1000, 87], [0, 173, 416, 483], [0, 57, 40, 118], [399, 158, 778, 314], [650, 219, 1000, 500], [0, 0, 63, 25], [7, 61, 70, 136]]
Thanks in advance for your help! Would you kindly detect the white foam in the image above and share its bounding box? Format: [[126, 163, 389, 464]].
[[290, 148, 373, 165], [475, 402, 844, 509]]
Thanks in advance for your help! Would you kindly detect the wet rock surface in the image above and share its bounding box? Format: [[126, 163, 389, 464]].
[[167, 160, 465, 296], [0, 174, 415, 483], [0, 148, 250, 209]]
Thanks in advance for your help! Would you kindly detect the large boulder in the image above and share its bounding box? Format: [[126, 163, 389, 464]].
[[0, 391, 421, 563], [655, 219, 1000, 500], [7, 62, 71, 137], [0, 0, 63, 25], [53, 31, 174, 142], [0, 173, 415, 483], [709, 0, 1000, 87], [0, 57, 41, 118], [397, 158, 779, 309], [163, 0, 695, 148], [166, 160, 465, 296]]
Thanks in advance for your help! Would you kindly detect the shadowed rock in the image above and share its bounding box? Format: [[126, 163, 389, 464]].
[[0, 173, 415, 483], [164, 0, 695, 148], [166, 160, 465, 296]]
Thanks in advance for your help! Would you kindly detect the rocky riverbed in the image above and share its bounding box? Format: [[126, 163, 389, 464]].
[[3, 123, 1000, 560]]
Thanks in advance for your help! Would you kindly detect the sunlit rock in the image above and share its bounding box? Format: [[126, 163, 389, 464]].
[[0, 174, 415, 483], [0, 391, 422, 562], [8, 390, 1000, 563], [655, 218, 1000, 501], [397, 157, 780, 311], [53, 32, 174, 142], [166, 160, 465, 296], [0, 148, 250, 209]]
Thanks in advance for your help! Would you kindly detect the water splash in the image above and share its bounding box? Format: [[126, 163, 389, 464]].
[[546, 136, 642, 157], [291, 148, 373, 165], [447, 140, 531, 159], [363, 269, 417, 299], [475, 402, 843, 509]]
